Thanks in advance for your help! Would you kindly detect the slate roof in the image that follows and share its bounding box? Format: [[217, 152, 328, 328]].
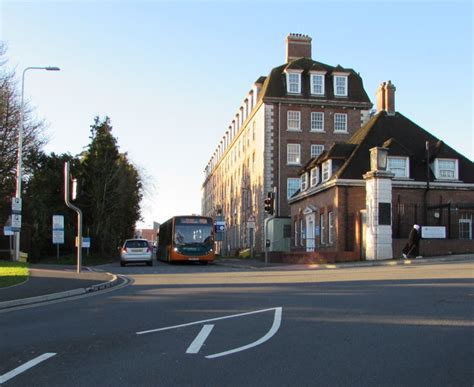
[[340, 111, 473, 182], [258, 58, 372, 105], [300, 111, 474, 183]]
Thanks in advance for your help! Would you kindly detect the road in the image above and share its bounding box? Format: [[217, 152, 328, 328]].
[[1, 260, 473, 386]]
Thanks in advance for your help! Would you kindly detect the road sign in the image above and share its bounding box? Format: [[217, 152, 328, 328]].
[[214, 220, 226, 233], [3, 226, 13, 236], [11, 214, 22, 229], [11, 197, 22, 213], [82, 237, 91, 248], [52, 230, 64, 244]]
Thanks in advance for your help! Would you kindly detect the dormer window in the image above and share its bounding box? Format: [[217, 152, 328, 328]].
[[310, 167, 319, 186], [334, 75, 348, 97], [286, 71, 302, 94], [310, 72, 325, 95], [434, 158, 458, 180], [301, 173, 308, 191], [388, 156, 409, 178], [322, 160, 332, 182]]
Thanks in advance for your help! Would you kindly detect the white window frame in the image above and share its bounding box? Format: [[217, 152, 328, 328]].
[[310, 167, 319, 187], [310, 72, 325, 95], [301, 173, 308, 191], [294, 220, 299, 246], [434, 158, 459, 180], [334, 75, 348, 97], [459, 214, 472, 240], [334, 113, 347, 132], [287, 178, 300, 199], [328, 211, 334, 244], [320, 213, 326, 245], [287, 111, 301, 131], [287, 143, 301, 165], [300, 219, 305, 246], [388, 156, 410, 178], [286, 71, 302, 94], [311, 144, 325, 158], [322, 160, 332, 182], [311, 112, 324, 132]]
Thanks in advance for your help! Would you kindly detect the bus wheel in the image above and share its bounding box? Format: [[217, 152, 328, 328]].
[[200, 261, 208, 265]]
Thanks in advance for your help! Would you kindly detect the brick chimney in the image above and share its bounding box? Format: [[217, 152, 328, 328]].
[[286, 33, 312, 63], [376, 80, 396, 115]]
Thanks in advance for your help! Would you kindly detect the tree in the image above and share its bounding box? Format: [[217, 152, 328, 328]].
[[78, 117, 142, 256], [23, 151, 77, 260]]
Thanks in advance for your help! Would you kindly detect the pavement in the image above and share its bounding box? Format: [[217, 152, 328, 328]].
[[1, 253, 472, 311]]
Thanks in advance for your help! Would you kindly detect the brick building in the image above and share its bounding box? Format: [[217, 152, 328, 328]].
[[201, 33, 372, 255], [286, 81, 474, 263]]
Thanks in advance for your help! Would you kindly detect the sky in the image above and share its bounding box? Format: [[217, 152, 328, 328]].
[[1, 0, 472, 228]]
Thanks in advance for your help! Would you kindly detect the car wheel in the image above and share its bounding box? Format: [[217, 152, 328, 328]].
[[120, 261, 125, 267], [147, 261, 153, 266]]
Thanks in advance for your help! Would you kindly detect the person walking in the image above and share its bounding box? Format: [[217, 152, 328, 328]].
[[402, 224, 421, 259]]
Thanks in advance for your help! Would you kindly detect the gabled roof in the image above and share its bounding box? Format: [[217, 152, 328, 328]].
[[336, 111, 474, 182], [259, 58, 372, 104]]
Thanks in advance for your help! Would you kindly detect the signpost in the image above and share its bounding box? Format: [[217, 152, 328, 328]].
[[52, 215, 64, 259]]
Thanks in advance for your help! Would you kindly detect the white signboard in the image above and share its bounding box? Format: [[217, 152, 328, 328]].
[[52, 215, 65, 244], [11, 197, 22, 213], [11, 214, 22, 229], [53, 230, 64, 244], [52, 215, 64, 230], [421, 226, 446, 239], [82, 237, 91, 248]]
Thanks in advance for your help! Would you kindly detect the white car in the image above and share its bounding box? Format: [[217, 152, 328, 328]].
[[120, 239, 153, 267]]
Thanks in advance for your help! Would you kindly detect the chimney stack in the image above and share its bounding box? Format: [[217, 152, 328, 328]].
[[286, 33, 312, 63], [376, 80, 396, 115]]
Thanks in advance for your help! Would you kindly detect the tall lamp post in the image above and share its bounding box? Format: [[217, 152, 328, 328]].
[[14, 66, 60, 261]]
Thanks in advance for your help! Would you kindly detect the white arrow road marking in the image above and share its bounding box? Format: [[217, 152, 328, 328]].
[[136, 307, 282, 359], [186, 324, 214, 354], [206, 307, 282, 359], [0, 353, 56, 384]]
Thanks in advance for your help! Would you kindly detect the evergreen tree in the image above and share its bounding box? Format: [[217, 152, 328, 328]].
[[79, 117, 142, 256]]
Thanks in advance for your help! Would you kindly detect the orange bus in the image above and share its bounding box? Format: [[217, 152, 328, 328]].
[[157, 215, 215, 264]]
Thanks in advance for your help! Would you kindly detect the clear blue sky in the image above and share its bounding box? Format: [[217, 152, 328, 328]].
[[1, 0, 472, 228]]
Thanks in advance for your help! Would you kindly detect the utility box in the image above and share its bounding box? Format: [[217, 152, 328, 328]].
[[267, 217, 291, 252]]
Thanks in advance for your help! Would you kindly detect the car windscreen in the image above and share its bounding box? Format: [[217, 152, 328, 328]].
[[125, 240, 148, 248]]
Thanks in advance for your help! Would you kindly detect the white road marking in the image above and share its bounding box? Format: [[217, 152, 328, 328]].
[[186, 324, 214, 354], [136, 307, 281, 335], [206, 307, 282, 359], [0, 353, 56, 384]]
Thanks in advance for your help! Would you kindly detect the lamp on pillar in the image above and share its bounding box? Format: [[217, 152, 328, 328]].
[[370, 147, 388, 172]]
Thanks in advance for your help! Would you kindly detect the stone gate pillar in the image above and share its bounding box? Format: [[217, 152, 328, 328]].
[[363, 147, 395, 260]]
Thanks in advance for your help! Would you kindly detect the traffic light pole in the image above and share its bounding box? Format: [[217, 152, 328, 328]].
[[64, 161, 83, 273]]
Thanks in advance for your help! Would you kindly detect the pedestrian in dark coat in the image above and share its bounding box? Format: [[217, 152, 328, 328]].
[[402, 224, 421, 259]]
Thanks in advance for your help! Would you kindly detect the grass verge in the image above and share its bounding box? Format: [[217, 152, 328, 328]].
[[39, 253, 115, 266], [0, 260, 29, 288]]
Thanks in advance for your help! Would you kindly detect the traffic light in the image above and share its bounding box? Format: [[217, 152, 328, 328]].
[[264, 192, 274, 215]]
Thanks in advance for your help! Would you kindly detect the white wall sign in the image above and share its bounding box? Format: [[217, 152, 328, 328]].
[[421, 226, 446, 239]]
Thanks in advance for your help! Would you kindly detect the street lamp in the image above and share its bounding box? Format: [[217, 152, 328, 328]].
[[14, 66, 60, 261]]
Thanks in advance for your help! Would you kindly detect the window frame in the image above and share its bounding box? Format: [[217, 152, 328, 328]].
[[434, 158, 459, 180], [287, 110, 301, 131], [310, 167, 319, 187], [286, 71, 302, 94], [301, 172, 308, 191], [311, 144, 325, 158], [310, 72, 325, 95], [334, 113, 348, 133], [310, 112, 325, 132], [322, 160, 332, 182], [287, 178, 301, 199], [287, 143, 301, 165], [320, 213, 326, 245], [334, 75, 348, 97], [388, 156, 410, 178], [328, 211, 334, 244]]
